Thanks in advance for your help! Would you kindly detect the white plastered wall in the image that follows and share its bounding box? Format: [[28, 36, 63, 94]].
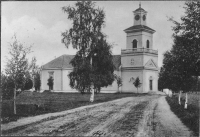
[[41, 69, 119, 93], [126, 31, 153, 49], [121, 70, 143, 93], [121, 55, 143, 67]]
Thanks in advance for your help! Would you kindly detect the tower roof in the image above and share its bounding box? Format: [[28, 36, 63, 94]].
[[124, 25, 155, 34], [134, 3, 147, 13], [134, 7, 146, 12]]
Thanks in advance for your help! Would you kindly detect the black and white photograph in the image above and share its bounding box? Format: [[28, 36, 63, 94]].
[[1, 1, 199, 136]]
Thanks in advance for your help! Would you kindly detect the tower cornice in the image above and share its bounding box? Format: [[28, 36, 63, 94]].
[[124, 25, 155, 34]]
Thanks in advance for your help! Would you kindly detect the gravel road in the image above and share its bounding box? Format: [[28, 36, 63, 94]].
[[2, 93, 194, 136]]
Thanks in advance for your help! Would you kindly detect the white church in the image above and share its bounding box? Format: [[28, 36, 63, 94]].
[[41, 5, 159, 93]]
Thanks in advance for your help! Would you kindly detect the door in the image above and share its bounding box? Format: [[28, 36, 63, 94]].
[[150, 80, 153, 90]]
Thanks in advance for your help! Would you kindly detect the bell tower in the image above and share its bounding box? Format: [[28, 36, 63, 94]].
[[121, 4, 158, 93], [133, 3, 147, 26]]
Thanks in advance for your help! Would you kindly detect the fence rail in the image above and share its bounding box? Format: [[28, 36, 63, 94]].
[[121, 48, 158, 54]]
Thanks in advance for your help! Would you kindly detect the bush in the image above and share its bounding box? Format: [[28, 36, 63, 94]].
[[1, 100, 14, 117], [1, 103, 49, 124], [24, 78, 33, 90]]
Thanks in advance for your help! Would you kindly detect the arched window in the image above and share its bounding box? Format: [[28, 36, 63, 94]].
[[146, 40, 150, 48], [132, 39, 137, 48]]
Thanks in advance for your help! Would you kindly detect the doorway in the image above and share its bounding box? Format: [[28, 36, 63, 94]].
[[150, 80, 153, 90]]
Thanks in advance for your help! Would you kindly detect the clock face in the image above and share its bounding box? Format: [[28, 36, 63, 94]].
[[143, 15, 146, 21], [135, 15, 140, 21]]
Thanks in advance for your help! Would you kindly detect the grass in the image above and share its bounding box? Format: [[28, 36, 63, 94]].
[[2, 91, 148, 124], [166, 93, 199, 136]]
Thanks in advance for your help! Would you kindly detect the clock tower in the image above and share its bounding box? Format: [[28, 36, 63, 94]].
[[134, 3, 147, 26], [121, 4, 158, 93]]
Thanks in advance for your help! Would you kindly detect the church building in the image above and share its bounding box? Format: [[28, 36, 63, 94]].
[[41, 5, 158, 93]]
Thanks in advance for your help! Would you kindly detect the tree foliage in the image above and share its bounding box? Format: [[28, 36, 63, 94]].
[[159, 1, 200, 92], [1, 73, 14, 99], [1, 35, 41, 101], [133, 77, 142, 93], [62, 1, 105, 50], [114, 75, 123, 92], [24, 72, 33, 90], [62, 1, 115, 93], [29, 57, 41, 91], [4, 35, 32, 91], [34, 71, 41, 91]]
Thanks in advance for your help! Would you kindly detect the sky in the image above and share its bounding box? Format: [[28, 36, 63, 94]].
[[1, 1, 185, 70]]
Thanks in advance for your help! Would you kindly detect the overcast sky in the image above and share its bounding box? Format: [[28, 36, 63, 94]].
[[1, 1, 185, 70]]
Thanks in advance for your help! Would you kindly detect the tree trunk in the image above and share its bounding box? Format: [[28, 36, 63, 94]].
[[90, 88, 94, 102], [14, 87, 16, 114], [184, 92, 188, 109], [178, 90, 182, 105], [32, 76, 35, 91], [196, 76, 199, 92]]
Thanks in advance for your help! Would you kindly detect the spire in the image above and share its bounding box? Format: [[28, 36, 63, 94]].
[[139, 2, 141, 8]]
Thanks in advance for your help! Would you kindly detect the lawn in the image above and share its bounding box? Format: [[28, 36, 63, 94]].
[[2, 91, 148, 124], [166, 93, 199, 136]]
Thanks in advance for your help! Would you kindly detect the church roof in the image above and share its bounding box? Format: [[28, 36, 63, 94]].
[[42, 54, 74, 69], [42, 54, 121, 70], [124, 25, 155, 33]]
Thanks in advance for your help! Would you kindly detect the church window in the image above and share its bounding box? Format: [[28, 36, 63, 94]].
[[132, 39, 137, 48], [146, 40, 150, 48], [131, 59, 134, 65], [48, 71, 54, 79]]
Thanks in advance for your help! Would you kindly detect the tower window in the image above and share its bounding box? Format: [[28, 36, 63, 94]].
[[146, 40, 150, 48], [132, 39, 137, 48]]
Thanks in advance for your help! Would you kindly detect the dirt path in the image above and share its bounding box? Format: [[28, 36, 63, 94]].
[[136, 96, 194, 137], [1, 94, 194, 136], [153, 96, 194, 137]]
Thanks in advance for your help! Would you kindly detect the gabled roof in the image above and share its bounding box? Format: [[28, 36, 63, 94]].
[[124, 25, 155, 33], [145, 59, 158, 68], [42, 55, 74, 69], [42, 54, 121, 70]]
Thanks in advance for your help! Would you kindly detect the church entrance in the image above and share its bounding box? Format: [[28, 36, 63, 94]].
[[149, 80, 153, 90]]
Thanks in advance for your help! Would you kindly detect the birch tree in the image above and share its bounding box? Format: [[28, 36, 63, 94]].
[[4, 35, 31, 114], [62, 1, 115, 101]]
